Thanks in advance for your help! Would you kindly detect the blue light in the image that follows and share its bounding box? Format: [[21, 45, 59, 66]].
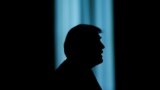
[[54, 0, 115, 90], [80, 0, 90, 24], [54, 0, 81, 68]]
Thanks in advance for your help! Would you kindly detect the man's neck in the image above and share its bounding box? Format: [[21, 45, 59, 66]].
[[66, 57, 94, 69]]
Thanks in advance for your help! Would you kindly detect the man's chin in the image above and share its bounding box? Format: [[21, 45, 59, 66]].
[[95, 58, 103, 65], [98, 59, 103, 64]]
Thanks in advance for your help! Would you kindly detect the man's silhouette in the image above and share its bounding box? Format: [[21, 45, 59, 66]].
[[54, 24, 105, 90]]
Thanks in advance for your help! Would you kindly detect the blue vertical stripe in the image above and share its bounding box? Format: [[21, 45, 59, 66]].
[[55, 0, 81, 68], [93, 0, 104, 88], [80, 0, 90, 24], [70, 0, 81, 26], [93, 0, 115, 90]]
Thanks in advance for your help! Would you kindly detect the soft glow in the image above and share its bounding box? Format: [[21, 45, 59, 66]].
[[54, 0, 115, 90]]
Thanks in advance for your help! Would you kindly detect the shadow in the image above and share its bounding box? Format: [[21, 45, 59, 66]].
[[54, 24, 105, 90]]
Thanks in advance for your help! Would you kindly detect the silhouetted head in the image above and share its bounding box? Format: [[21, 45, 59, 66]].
[[64, 24, 105, 68]]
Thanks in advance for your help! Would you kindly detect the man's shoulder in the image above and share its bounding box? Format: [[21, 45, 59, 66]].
[[55, 60, 76, 75]]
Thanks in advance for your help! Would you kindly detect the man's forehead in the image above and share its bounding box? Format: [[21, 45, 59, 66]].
[[90, 34, 101, 40], [82, 33, 101, 40]]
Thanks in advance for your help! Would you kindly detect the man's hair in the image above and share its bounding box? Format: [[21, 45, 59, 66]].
[[64, 24, 102, 58]]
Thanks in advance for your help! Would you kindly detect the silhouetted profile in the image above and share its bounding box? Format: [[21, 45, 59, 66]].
[[54, 24, 105, 90]]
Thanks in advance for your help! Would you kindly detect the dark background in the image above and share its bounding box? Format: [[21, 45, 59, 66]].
[[2, 0, 159, 90]]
